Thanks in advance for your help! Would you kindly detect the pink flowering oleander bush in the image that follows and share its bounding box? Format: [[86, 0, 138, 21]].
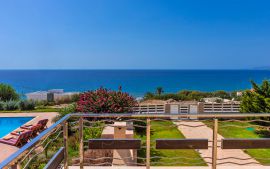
[[76, 87, 138, 113]]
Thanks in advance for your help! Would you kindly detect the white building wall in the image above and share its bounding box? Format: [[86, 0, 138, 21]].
[[54, 93, 73, 101], [26, 93, 48, 101], [26, 89, 80, 102]]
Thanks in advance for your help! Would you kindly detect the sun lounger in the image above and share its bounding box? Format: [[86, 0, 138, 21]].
[[0, 130, 32, 147], [21, 119, 48, 132], [11, 126, 40, 138], [10, 129, 25, 135]]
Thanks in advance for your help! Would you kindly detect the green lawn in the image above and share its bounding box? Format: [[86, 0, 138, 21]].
[[204, 120, 270, 165], [135, 120, 206, 166], [0, 107, 60, 113]]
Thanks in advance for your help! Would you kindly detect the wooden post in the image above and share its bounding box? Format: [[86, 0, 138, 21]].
[[146, 118, 151, 169], [79, 117, 84, 169], [10, 163, 21, 169], [63, 122, 68, 169], [212, 119, 218, 169]]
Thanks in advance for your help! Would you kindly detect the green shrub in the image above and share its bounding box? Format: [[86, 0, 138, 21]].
[[0, 101, 4, 110], [55, 96, 72, 105], [4, 100, 19, 110], [38, 164, 46, 169], [54, 94, 80, 105], [241, 80, 270, 113], [134, 120, 147, 136], [69, 133, 79, 151], [35, 100, 49, 106], [84, 121, 104, 139], [19, 100, 36, 110], [53, 103, 77, 122], [71, 93, 80, 102], [144, 89, 236, 101], [0, 83, 19, 101], [35, 100, 55, 106]]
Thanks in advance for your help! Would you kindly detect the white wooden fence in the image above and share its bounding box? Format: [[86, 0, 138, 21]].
[[132, 104, 165, 114], [203, 103, 240, 113], [133, 102, 240, 114]]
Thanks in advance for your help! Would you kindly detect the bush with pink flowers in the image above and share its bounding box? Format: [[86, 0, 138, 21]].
[[76, 88, 137, 113]]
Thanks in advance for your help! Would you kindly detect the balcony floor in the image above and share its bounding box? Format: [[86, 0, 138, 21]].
[[69, 166, 270, 169]]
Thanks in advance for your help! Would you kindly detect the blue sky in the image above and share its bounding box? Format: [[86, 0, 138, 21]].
[[0, 0, 269, 69]]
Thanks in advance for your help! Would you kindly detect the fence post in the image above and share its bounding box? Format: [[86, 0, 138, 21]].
[[146, 118, 151, 169], [79, 117, 84, 169], [63, 121, 68, 169], [212, 118, 218, 169]]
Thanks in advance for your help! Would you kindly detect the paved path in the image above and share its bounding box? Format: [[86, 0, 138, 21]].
[[174, 121, 261, 166], [0, 112, 58, 163]]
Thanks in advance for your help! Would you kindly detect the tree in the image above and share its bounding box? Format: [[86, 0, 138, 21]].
[[0, 83, 19, 101], [144, 92, 154, 100], [76, 87, 138, 113], [240, 80, 270, 113], [212, 90, 230, 99], [156, 87, 164, 96], [251, 80, 270, 97]]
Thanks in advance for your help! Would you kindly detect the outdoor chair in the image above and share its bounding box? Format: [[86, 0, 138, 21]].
[[0, 130, 32, 147], [21, 119, 48, 132], [11, 125, 40, 138]]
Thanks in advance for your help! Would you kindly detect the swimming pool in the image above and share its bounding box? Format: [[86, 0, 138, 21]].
[[0, 117, 34, 138]]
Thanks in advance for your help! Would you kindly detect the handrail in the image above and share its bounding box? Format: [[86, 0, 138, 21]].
[[72, 112, 270, 118], [1, 112, 270, 168]]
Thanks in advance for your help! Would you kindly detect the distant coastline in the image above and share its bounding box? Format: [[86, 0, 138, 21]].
[[253, 66, 270, 70], [0, 70, 269, 97]]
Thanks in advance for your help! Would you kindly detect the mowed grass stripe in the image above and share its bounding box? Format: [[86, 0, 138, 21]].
[[135, 120, 207, 166]]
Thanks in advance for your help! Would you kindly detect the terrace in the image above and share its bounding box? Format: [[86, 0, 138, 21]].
[[1, 113, 270, 169]]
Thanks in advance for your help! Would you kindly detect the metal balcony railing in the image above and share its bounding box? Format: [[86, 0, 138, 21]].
[[1, 113, 270, 169]]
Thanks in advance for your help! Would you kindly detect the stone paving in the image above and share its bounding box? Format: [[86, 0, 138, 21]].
[[69, 166, 270, 169], [0, 112, 58, 163], [174, 121, 260, 166]]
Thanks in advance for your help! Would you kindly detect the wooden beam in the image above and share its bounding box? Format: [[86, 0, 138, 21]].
[[88, 139, 141, 149], [222, 139, 270, 149]]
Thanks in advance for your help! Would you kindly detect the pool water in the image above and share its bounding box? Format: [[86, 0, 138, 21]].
[[0, 117, 34, 138]]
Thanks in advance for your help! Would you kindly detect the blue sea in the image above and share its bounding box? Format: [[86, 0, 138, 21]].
[[0, 70, 269, 97]]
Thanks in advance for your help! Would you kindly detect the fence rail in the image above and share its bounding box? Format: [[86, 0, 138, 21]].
[[203, 103, 240, 113], [132, 105, 165, 114], [1, 113, 270, 169]]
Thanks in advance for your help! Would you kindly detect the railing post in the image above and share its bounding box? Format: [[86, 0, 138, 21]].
[[79, 117, 84, 169], [63, 121, 68, 169], [146, 118, 151, 169], [10, 162, 21, 169], [212, 118, 218, 169]]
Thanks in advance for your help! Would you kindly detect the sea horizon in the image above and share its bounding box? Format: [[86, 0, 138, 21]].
[[0, 69, 269, 97], [0, 68, 269, 70]]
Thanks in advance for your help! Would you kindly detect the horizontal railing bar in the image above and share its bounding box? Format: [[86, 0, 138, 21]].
[[71, 112, 270, 118], [44, 147, 64, 169], [88, 139, 141, 149], [222, 138, 270, 149]]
